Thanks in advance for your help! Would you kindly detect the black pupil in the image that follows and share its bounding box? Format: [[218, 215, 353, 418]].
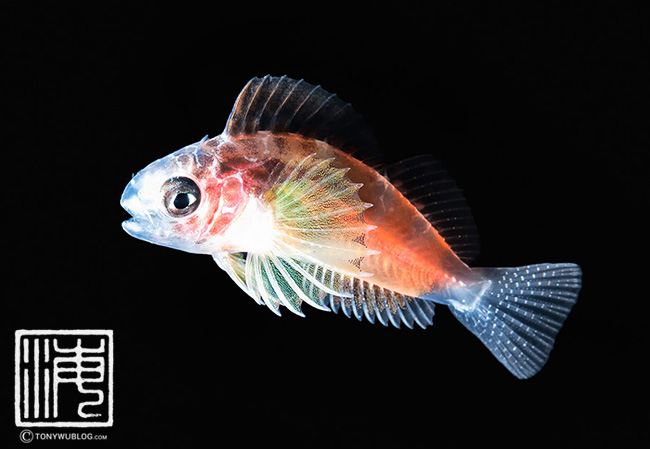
[[174, 193, 191, 209]]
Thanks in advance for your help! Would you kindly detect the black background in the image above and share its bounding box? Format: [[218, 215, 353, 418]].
[[1, 2, 647, 447]]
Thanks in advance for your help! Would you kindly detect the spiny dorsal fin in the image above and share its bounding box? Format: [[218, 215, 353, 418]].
[[384, 155, 481, 264], [224, 75, 382, 167]]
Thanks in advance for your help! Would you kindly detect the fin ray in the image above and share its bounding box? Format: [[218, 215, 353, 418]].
[[445, 263, 582, 378], [384, 155, 480, 263], [267, 153, 378, 276], [215, 251, 435, 328], [224, 75, 382, 166], [322, 278, 436, 330]]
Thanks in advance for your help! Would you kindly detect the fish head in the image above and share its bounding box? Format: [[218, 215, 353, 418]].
[[120, 138, 249, 254]]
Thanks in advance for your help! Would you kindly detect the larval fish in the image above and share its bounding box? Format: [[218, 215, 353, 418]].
[[121, 75, 582, 378]]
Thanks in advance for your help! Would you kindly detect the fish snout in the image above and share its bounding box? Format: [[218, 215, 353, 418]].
[[120, 179, 145, 238]]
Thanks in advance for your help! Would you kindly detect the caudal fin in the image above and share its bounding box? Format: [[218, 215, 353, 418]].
[[449, 263, 582, 379]]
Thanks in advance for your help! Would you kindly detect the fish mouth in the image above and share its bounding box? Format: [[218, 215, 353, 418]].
[[120, 193, 140, 238], [120, 186, 149, 240], [121, 217, 142, 237], [121, 215, 163, 245]]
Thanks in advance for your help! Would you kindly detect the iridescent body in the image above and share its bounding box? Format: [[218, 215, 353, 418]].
[[121, 76, 582, 378]]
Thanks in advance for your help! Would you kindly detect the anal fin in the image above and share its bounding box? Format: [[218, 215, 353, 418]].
[[324, 276, 436, 330], [215, 249, 437, 329]]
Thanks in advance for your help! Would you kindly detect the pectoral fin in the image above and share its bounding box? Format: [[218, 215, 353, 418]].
[[214, 251, 350, 316], [266, 153, 379, 276]]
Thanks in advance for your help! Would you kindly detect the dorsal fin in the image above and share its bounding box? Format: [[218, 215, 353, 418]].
[[384, 155, 481, 263], [224, 75, 382, 167]]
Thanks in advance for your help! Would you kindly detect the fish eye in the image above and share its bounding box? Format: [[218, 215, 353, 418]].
[[161, 177, 201, 217]]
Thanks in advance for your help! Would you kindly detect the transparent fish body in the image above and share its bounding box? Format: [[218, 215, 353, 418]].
[[121, 76, 582, 378]]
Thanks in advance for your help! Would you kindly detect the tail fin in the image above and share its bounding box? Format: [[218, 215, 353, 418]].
[[449, 263, 582, 379]]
